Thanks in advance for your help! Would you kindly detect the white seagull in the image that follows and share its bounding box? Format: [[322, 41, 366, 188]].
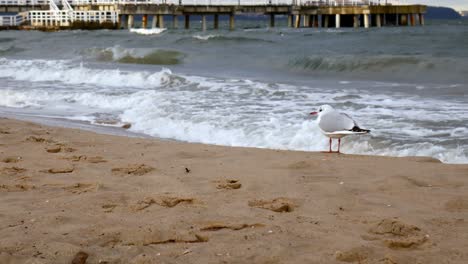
[[310, 105, 370, 153]]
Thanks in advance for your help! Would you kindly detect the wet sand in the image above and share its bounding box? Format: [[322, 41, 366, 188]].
[[1, 117, 468, 264]]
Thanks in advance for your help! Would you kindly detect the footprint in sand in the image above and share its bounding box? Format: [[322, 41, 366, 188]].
[[366, 218, 428, 249], [248, 197, 296, 213], [41, 167, 74, 174], [111, 164, 154, 176], [45, 144, 76, 153], [63, 155, 107, 163], [445, 197, 468, 212], [0, 184, 36, 192], [216, 179, 242, 190], [1, 157, 22, 163], [25, 136, 55, 144], [121, 229, 208, 246], [102, 204, 118, 213], [335, 246, 375, 263], [0, 167, 27, 176], [200, 222, 264, 231], [0, 128, 11, 134], [133, 196, 195, 211], [62, 183, 101, 194]]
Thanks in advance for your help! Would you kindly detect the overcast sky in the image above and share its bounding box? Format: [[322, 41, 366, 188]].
[[404, 1, 468, 10]]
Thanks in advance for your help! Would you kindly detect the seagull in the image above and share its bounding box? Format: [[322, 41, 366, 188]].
[[310, 105, 370, 153]]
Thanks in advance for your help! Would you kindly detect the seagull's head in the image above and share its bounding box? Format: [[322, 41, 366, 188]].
[[310, 105, 334, 117]]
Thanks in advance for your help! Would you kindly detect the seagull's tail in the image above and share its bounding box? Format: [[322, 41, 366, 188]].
[[350, 126, 371, 133]]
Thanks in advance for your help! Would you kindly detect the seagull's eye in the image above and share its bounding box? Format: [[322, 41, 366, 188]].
[[319, 109, 322, 112]]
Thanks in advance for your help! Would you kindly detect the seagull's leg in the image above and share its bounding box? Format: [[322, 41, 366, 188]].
[[338, 138, 341, 153], [329, 137, 332, 153]]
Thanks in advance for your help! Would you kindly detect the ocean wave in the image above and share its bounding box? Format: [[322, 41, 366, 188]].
[[288, 55, 436, 73], [0, 45, 24, 55], [0, 58, 181, 88], [83, 46, 184, 65], [176, 35, 274, 44]]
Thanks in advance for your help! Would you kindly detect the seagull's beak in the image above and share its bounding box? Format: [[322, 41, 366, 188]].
[[310, 111, 318, 116]]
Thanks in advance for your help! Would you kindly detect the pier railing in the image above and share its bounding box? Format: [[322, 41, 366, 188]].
[[0, 0, 412, 6], [29, 10, 118, 25], [0, 13, 24, 25]]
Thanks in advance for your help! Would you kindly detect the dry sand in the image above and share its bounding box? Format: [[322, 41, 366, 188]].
[[1, 117, 468, 264]]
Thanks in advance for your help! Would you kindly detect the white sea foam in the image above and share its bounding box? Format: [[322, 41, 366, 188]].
[[0, 58, 467, 164], [129, 28, 167, 35], [193, 34, 219, 40]]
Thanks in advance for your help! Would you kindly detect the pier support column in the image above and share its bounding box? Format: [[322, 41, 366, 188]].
[[201, 14, 206, 31], [335, 14, 340, 28], [127, 14, 134, 28], [119, 15, 127, 29], [158, 15, 164, 28], [172, 15, 178, 29], [294, 15, 300, 28], [229, 14, 235, 30], [395, 13, 399, 26], [410, 14, 415, 26], [214, 14, 219, 29], [185, 15, 190, 29], [364, 14, 369, 28], [400, 14, 407, 26], [376, 14, 381, 28], [152, 15, 157, 28], [269, 14, 275, 27], [323, 15, 329, 28], [308, 15, 313, 27], [303, 15, 308, 27], [314, 15, 319, 27], [419, 13, 424, 26], [287, 15, 293, 27], [353, 15, 359, 28], [142, 14, 148, 28]]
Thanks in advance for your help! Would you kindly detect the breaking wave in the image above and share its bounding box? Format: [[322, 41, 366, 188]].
[[82, 46, 184, 65], [288, 55, 437, 73]]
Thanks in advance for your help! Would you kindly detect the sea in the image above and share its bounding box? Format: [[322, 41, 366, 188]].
[[1, 18, 467, 163]]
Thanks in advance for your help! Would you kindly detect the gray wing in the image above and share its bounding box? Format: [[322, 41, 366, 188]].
[[318, 112, 356, 133]]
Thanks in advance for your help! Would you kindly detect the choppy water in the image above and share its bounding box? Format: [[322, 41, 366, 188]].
[[1, 18, 467, 163]]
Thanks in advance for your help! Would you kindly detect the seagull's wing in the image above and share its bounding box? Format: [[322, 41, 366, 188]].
[[318, 111, 355, 133]]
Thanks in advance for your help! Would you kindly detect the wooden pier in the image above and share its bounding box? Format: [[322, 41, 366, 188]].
[[0, 1, 426, 30], [117, 4, 426, 30]]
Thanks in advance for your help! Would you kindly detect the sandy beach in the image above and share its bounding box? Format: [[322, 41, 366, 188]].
[[1, 117, 467, 264]]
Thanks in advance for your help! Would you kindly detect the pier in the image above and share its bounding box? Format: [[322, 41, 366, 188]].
[[0, 1, 426, 30]]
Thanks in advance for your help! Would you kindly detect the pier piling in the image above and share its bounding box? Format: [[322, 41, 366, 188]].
[[173, 15, 178, 29], [158, 15, 164, 28], [364, 14, 369, 28], [152, 15, 157, 28], [335, 14, 340, 29], [128, 14, 134, 28], [202, 14, 206, 31], [294, 15, 300, 28], [269, 13, 275, 28], [214, 14, 219, 29], [142, 14, 148, 28], [185, 15, 190, 29], [229, 14, 235, 30]]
